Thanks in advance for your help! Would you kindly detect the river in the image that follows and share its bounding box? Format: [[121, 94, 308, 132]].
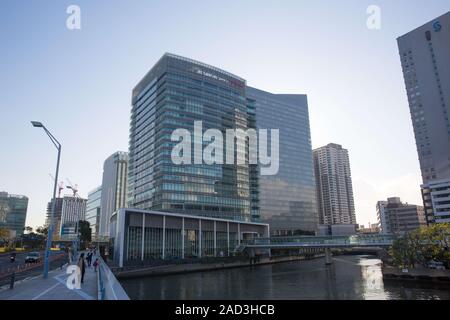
[[120, 255, 450, 300]]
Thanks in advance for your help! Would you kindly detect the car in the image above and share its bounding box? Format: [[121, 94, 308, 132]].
[[25, 252, 41, 263], [427, 260, 446, 270]]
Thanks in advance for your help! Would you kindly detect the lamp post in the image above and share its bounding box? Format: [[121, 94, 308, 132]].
[[31, 121, 61, 279]]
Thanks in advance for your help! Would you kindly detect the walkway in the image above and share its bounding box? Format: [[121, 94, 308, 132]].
[[0, 254, 98, 300]]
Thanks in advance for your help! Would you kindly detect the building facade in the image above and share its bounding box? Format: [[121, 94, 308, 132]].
[[247, 87, 318, 235], [376, 200, 390, 234], [377, 197, 426, 235], [86, 186, 102, 240], [421, 179, 450, 223], [398, 12, 450, 224], [398, 12, 450, 184], [313, 143, 356, 226], [0, 192, 28, 237], [45, 197, 64, 239], [99, 151, 128, 237], [127, 53, 252, 222], [59, 196, 87, 238], [110, 208, 269, 267]]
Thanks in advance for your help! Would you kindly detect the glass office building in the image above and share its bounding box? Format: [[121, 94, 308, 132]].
[[86, 186, 102, 240], [0, 192, 28, 237], [247, 87, 318, 235], [128, 53, 253, 222]]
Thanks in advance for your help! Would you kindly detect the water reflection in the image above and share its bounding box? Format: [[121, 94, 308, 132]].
[[120, 255, 450, 300]]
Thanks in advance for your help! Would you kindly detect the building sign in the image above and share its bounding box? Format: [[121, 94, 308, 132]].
[[433, 20, 442, 32], [193, 66, 229, 84], [192, 66, 245, 89]]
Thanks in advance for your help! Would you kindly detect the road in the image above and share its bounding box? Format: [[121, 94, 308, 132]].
[[0, 250, 69, 288], [0, 250, 45, 269]]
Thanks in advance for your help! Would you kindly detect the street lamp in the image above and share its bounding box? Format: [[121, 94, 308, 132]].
[[31, 121, 61, 279]]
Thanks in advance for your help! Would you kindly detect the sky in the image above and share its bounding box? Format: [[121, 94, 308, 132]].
[[0, 0, 449, 229]]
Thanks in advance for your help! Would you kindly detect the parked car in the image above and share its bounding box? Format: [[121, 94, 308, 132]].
[[25, 252, 41, 263], [427, 260, 446, 270]]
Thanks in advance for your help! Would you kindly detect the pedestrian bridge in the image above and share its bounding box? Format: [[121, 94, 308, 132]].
[[239, 234, 395, 265], [240, 234, 395, 250]]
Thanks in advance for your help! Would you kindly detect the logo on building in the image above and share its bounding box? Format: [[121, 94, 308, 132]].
[[433, 21, 442, 32]]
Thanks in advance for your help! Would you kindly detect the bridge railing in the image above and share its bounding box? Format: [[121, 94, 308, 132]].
[[97, 256, 130, 300], [242, 234, 395, 247]]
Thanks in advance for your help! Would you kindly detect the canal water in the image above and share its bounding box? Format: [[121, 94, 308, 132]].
[[120, 255, 450, 300]]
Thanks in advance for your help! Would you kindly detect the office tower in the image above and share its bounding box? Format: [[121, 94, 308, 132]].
[[376, 200, 390, 234], [313, 143, 356, 226], [398, 12, 450, 224], [86, 186, 102, 240], [45, 197, 63, 239], [247, 87, 318, 234], [128, 53, 252, 222], [376, 197, 426, 235], [0, 192, 28, 237], [59, 196, 87, 238], [99, 151, 128, 237]]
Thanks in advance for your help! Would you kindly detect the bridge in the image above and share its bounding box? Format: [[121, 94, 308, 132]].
[[239, 234, 395, 265]]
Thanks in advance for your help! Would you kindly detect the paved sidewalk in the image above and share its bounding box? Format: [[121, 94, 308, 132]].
[[0, 256, 98, 300]]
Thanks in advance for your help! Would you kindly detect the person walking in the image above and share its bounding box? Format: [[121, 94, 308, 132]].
[[86, 251, 92, 268], [93, 258, 99, 272], [77, 253, 86, 284]]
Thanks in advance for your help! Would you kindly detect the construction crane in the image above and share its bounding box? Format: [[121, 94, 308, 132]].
[[48, 173, 65, 198], [66, 178, 79, 197]]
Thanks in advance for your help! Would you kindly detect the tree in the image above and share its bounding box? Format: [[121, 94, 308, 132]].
[[20, 232, 46, 249], [24, 226, 33, 234], [0, 228, 17, 248], [0, 228, 11, 247], [390, 223, 450, 268], [36, 226, 48, 236], [78, 220, 91, 244]]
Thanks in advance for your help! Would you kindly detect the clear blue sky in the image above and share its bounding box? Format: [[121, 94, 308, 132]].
[[1, 0, 449, 229]]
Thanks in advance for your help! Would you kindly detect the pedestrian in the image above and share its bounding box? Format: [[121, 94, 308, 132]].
[[86, 251, 92, 267], [93, 258, 99, 272], [77, 253, 86, 284]]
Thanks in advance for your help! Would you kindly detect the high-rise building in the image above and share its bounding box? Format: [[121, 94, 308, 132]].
[[247, 87, 317, 234], [99, 151, 128, 237], [59, 196, 87, 238], [0, 192, 28, 237], [45, 197, 63, 239], [86, 186, 102, 240], [398, 12, 450, 224], [127, 53, 252, 222], [313, 143, 356, 226], [376, 197, 426, 235], [126, 53, 318, 235]]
